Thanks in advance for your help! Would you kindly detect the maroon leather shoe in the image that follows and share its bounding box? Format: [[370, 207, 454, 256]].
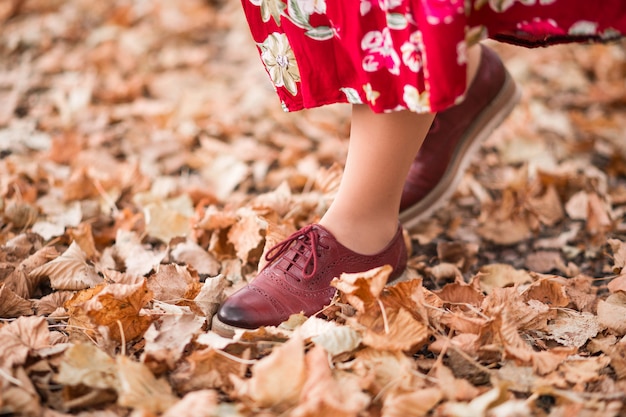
[[212, 224, 407, 336], [399, 45, 521, 229]]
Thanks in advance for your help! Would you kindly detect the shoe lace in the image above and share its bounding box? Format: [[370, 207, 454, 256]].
[[265, 225, 328, 281]]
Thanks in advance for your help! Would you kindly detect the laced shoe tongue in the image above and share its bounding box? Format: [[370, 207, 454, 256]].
[[265, 225, 321, 281]]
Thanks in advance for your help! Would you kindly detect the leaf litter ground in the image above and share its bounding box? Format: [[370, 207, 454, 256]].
[[1, 1, 626, 416]]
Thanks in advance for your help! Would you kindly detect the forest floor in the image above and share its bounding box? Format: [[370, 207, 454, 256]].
[[1, 0, 626, 416]]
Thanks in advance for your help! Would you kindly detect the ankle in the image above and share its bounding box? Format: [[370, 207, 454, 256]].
[[319, 215, 399, 256]]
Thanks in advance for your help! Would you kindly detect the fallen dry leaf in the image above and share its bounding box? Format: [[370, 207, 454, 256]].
[[235, 333, 306, 409], [162, 390, 218, 417], [381, 388, 443, 417], [142, 304, 206, 368], [57, 342, 119, 390], [116, 355, 178, 413], [0, 284, 33, 317], [597, 292, 626, 335], [607, 239, 626, 273], [311, 322, 362, 356], [65, 280, 153, 344], [2, 2, 626, 416], [291, 345, 370, 417], [440, 383, 509, 417], [170, 345, 248, 394], [332, 265, 391, 313], [30, 241, 102, 290], [546, 310, 600, 348], [0, 316, 50, 370], [146, 263, 202, 305]]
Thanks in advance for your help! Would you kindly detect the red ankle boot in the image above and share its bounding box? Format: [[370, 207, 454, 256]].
[[399, 45, 521, 228], [212, 224, 407, 336]]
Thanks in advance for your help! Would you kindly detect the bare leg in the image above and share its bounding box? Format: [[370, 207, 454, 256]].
[[319, 44, 481, 254], [319, 105, 435, 254]]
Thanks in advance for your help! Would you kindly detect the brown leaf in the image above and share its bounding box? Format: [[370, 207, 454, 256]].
[[193, 275, 228, 317], [195, 205, 238, 231], [236, 334, 306, 409], [381, 388, 443, 417], [352, 305, 429, 352], [0, 316, 50, 370], [0, 367, 41, 417], [597, 293, 626, 335], [350, 348, 420, 396], [557, 356, 611, 385], [146, 263, 202, 305], [586, 192, 612, 234], [526, 185, 564, 226], [0, 284, 33, 317], [531, 347, 574, 375], [524, 251, 570, 275], [30, 242, 102, 290], [67, 222, 99, 260], [291, 345, 370, 417], [4, 246, 59, 299], [332, 265, 391, 313], [608, 239, 626, 274], [476, 264, 533, 295], [252, 181, 293, 217], [564, 190, 589, 220], [477, 217, 531, 245], [171, 346, 248, 394], [57, 343, 119, 390], [482, 287, 552, 332], [314, 162, 343, 194], [116, 355, 178, 413], [560, 274, 598, 312], [521, 276, 570, 308], [227, 208, 267, 264], [162, 390, 218, 417], [170, 240, 220, 276], [142, 304, 206, 368], [435, 282, 485, 307], [475, 307, 533, 363], [546, 310, 600, 348], [433, 362, 480, 402], [439, 383, 510, 417], [139, 194, 194, 243], [113, 229, 167, 277], [34, 291, 73, 316], [608, 273, 626, 294]]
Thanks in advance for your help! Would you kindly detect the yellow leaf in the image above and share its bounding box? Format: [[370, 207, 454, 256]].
[[116, 356, 178, 413], [57, 343, 119, 390], [242, 333, 306, 408]]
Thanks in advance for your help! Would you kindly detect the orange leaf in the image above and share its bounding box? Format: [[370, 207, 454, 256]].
[[65, 281, 153, 343]]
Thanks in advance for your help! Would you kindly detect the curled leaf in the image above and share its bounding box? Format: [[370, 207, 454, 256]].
[[30, 241, 102, 290]]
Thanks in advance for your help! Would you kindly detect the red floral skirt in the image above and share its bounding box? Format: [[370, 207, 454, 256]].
[[242, 0, 626, 113]]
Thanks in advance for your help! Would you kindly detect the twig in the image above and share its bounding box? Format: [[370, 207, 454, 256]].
[[0, 367, 23, 387], [377, 298, 390, 334]]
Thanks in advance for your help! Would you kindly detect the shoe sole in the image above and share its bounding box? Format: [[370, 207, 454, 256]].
[[399, 71, 522, 230], [211, 314, 245, 338]]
